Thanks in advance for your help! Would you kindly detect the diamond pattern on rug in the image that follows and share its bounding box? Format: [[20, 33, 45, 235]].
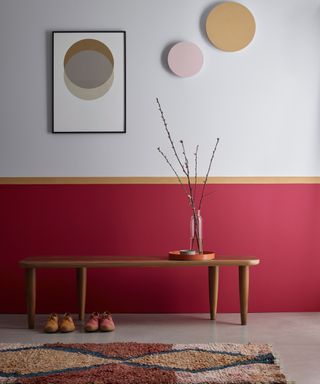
[[0, 347, 109, 375], [0, 342, 289, 384], [17, 364, 177, 384], [45, 342, 173, 359], [130, 349, 261, 371]]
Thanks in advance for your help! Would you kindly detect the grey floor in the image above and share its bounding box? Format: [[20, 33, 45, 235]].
[[0, 312, 319, 384]]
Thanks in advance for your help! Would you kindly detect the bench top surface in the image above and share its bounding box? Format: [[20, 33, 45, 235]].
[[20, 255, 260, 268]]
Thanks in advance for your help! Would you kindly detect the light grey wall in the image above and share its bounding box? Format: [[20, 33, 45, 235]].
[[1, 0, 320, 176]]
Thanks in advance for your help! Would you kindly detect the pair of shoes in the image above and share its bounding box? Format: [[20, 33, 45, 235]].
[[44, 313, 75, 333], [85, 311, 115, 332]]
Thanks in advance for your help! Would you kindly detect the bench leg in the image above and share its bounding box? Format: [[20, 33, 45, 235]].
[[26, 268, 36, 329], [239, 266, 249, 325], [208, 266, 219, 320], [77, 267, 87, 321]]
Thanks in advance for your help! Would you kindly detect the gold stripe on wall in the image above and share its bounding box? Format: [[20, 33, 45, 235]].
[[1, 177, 320, 184]]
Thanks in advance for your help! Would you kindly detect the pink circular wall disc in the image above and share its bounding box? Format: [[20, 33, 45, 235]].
[[168, 42, 203, 77]]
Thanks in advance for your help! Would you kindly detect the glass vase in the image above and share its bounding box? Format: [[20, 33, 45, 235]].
[[190, 210, 203, 254]]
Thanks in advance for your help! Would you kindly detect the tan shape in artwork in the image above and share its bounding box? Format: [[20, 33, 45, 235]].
[[64, 71, 114, 101]]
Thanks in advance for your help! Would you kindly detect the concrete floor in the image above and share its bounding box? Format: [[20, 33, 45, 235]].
[[0, 312, 319, 383]]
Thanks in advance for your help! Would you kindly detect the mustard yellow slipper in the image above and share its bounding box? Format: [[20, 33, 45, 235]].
[[43, 313, 59, 333], [59, 313, 75, 333]]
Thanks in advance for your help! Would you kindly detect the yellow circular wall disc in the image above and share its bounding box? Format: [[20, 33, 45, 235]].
[[206, 2, 256, 52]]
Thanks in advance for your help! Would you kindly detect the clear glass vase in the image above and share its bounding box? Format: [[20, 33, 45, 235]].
[[190, 210, 203, 254]]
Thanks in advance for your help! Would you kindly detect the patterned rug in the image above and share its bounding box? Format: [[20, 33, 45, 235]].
[[0, 342, 289, 383]]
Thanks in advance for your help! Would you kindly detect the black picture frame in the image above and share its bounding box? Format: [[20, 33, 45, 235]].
[[52, 30, 127, 134]]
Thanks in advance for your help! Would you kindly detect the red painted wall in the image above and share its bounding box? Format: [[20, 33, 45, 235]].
[[1, 184, 320, 314]]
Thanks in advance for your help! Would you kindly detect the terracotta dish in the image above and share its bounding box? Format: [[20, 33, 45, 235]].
[[168, 251, 215, 261]]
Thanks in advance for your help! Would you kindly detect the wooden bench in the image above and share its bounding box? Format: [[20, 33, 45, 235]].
[[19, 255, 260, 329]]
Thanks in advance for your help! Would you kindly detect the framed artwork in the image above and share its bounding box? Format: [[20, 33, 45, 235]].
[[52, 31, 126, 133]]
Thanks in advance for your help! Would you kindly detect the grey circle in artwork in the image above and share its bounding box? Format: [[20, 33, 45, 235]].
[[65, 51, 113, 89], [63, 39, 114, 100]]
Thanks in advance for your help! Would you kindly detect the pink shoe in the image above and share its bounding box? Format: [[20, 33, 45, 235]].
[[84, 312, 100, 332], [99, 311, 115, 332]]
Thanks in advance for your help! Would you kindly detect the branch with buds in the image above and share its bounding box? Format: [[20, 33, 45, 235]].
[[156, 97, 220, 253]]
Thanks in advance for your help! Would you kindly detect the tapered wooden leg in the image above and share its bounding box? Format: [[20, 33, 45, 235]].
[[77, 267, 87, 321], [208, 266, 219, 320], [26, 268, 36, 329], [239, 266, 249, 325]]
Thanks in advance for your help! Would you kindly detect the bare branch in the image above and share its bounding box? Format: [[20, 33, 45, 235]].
[[194, 145, 199, 204], [180, 140, 189, 175], [178, 140, 202, 252], [198, 138, 220, 210], [156, 98, 187, 176], [156, 98, 218, 255], [157, 147, 191, 203], [158, 145, 200, 251], [178, 142, 200, 247]]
